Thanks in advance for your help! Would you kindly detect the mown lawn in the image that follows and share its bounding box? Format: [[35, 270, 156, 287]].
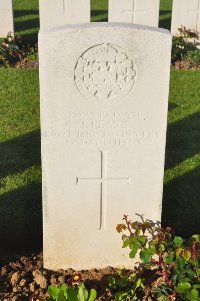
[[0, 69, 42, 255], [0, 0, 199, 256], [163, 71, 200, 237]]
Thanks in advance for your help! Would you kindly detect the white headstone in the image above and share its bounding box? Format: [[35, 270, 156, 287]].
[[39, 0, 90, 31], [171, 0, 200, 34], [39, 23, 171, 270], [108, 0, 160, 27], [0, 0, 14, 37]]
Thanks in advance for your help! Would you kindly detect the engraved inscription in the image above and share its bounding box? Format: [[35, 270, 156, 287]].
[[42, 111, 164, 147], [76, 151, 131, 230], [74, 43, 136, 100]]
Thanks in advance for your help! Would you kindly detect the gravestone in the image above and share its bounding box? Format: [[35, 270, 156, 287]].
[[0, 0, 14, 37], [39, 23, 171, 270], [171, 0, 200, 34], [39, 0, 90, 31], [108, 0, 160, 27]]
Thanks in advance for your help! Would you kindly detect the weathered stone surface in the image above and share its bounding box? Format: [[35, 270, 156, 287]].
[[39, 23, 171, 270], [39, 0, 90, 31], [171, 0, 200, 34], [0, 0, 14, 37], [108, 0, 160, 27]]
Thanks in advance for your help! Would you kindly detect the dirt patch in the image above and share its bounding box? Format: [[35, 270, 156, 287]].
[[172, 60, 200, 70], [0, 253, 122, 301]]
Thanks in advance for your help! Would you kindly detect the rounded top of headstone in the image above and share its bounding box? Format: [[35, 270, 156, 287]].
[[74, 43, 136, 101], [39, 22, 171, 36]]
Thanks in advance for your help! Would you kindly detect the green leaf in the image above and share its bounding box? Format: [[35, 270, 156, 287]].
[[187, 269, 196, 279], [149, 244, 156, 255], [140, 248, 152, 264], [158, 243, 166, 254], [128, 273, 136, 282], [194, 285, 200, 289], [49, 286, 60, 300], [60, 284, 67, 297], [78, 284, 88, 301], [117, 276, 128, 288], [176, 257, 186, 269], [66, 287, 79, 301], [129, 242, 141, 259], [166, 254, 174, 264], [173, 236, 183, 248], [88, 289, 97, 301], [108, 276, 116, 288], [131, 222, 139, 230], [191, 288, 199, 301], [115, 292, 129, 301], [122, 238, 130, 248], [136, 278, 144, 289], [137, 236, 147, 246], [176, 282, 191, 294], [191, 235, 200, 242], [58, 290, 67, 301]]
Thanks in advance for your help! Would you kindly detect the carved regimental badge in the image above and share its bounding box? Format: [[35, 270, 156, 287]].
[[74, 43, 136, 100]]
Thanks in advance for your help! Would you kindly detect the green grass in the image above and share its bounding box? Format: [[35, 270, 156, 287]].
[[163, 71, 200, 237], [14, 0, 39, 43], [0, 69, 42, 255], [13, 0, 173, 42]]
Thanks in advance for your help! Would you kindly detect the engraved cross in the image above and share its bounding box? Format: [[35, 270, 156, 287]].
[[76, 151, 131, 231], [187, 1, 200, 31], [123, 0, 146, 23]]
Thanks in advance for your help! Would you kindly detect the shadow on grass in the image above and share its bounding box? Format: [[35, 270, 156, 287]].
[[91, 10, 108, 22], [165, 112, 200, 170], [168, 102, 178, 112], [14, 9, 39, 18], [19, 32, 39, 44], [14, 9, 39, 43], [0, 183, 42, 257], [0, 130, 41, 180], [162, 165, 200, 238], [159, 10, 171, 30], [0, 130, 42, 260], [162, 111, 200, 237], [15, 18, 39, 33]]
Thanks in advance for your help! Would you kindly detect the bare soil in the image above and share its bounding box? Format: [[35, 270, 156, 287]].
[[172, 60, 200, 70], [0, 253, 160, 301], [0, 253, 125, 301]]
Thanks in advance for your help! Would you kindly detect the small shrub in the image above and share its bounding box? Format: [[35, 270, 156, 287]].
[[116, 214, 200, 301], [29, 273, 97, 301], [107, 269, 144, 301], [0, 33, 38, 68], [187, 49, 200, 67], [171, 27, 200, 69], [44, 283, 97, 301]]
